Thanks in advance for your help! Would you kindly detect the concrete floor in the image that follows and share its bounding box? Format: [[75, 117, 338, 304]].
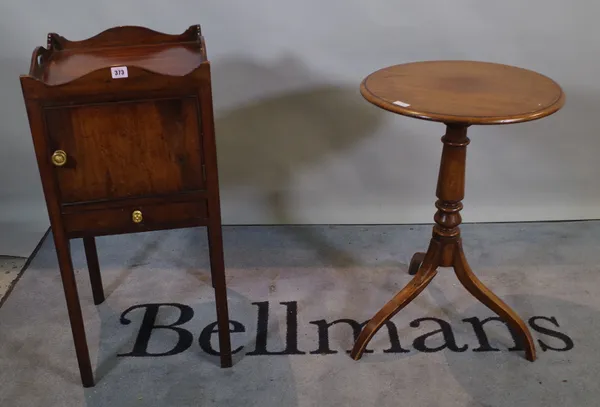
[[1, 221, 600, 406]]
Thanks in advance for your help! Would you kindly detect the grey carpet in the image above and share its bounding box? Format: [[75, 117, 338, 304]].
[[0, 222, 599, 407]]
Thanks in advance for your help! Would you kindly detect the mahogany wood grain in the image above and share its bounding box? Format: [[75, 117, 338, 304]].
[[63, 200, 208, 238], [351, 61, 565, 363], [47, 25, 201, 50], [43, 43, 206, 86], [453, 239, 535, 361], [350, 239, 441, 360], [44, 97, 205, 203], [83, 237, 104, 305], [352, 124, 537, 362], [60, 190, 208, 213], [407, 252, 425, 276], [20, 25, 232, 387], [20, 97, 95, 387], [198, 67, 232, 362], [21, 66, 210, 102], [54, 233, 95, 386], [360, 60, 565, 125]]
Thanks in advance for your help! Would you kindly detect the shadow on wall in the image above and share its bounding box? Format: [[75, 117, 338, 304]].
[[210, 56, 386, 224]]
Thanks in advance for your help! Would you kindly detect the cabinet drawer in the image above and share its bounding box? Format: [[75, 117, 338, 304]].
[[63, 200, 208, 237]]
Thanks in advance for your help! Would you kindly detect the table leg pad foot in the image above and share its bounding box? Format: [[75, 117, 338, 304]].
[[408, 252, 426, 275], [452, 240, 537, 361]]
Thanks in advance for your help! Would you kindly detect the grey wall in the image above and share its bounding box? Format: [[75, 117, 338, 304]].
[[1, 0, 598, 256]]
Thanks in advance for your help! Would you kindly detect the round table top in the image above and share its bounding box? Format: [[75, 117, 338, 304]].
[[360, 60, 565, 125]]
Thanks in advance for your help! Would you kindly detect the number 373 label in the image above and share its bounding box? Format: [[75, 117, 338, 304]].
[[110, 66, 128, 79]]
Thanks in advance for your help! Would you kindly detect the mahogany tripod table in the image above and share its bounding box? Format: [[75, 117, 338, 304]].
[[350, 60, 565, 362]]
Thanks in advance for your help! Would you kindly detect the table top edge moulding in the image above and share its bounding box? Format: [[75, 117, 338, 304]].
[[360, 60, 566, 125], [22, 24, 208, 87]]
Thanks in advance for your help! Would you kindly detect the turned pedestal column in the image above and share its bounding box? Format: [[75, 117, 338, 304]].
[[349, 60, 565, 362]]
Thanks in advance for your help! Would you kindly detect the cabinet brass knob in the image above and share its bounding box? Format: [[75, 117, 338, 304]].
[[132, 210, 143, 224], [51, 150, 67, 167]]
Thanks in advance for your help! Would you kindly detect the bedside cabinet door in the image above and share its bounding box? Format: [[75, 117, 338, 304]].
[[44, 97, 205, 204]]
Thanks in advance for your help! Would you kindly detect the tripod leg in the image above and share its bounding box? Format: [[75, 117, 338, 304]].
[[452, 240, 536, 361], [408, 252, 426, 275], [350, 240, 441, 360], [83, 237, 105, 305]]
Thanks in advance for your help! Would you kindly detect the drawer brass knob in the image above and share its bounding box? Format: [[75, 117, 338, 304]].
[[132, 210, 143, 223], [51, 150, 67, 167]]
